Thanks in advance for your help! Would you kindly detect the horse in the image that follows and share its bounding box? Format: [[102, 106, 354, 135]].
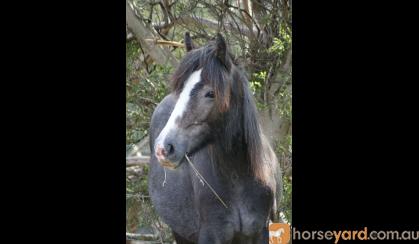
[[148, 32, 283, 244]]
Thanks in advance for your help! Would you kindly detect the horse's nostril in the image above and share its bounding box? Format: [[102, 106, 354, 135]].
[[167, 143, 175, 155]]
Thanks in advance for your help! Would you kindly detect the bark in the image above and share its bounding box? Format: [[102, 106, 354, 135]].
[[241, 0, 253, 27], [280, 45, 292, 72]]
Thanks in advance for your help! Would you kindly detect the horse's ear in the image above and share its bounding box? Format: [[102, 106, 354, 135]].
[[184, 32, 194, 52], [215, 33, 230, 70]]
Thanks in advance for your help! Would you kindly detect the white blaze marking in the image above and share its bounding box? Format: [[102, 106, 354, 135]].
[[155, 69, 202, 149]]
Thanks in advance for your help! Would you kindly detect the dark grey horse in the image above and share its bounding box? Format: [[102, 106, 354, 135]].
[[148, 33, 282, 244]]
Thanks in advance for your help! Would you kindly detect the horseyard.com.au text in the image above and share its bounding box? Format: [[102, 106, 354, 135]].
[[292, 227, 419, 243]]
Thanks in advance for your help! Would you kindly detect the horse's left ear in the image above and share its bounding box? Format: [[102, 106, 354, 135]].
[[184, 32, 194, 52], [215, 33, 230, 70]]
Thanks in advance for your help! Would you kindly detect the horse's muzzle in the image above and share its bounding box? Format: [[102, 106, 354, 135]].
[[155, 144, 181, 169]]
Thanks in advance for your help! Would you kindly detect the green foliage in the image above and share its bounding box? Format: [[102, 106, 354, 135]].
[[281, 175, 292, 224], [126, 165, 174, 241], [126, 40, 172, 145], [269, 24, 292, 55], [128, 165, 149, 194], [126, 38, 175, 240], [277, 85, 292, 119], [126, 165, 149, 228], [269, 37, 286, 54], [276, 132, 292, 224], [277, 134, 292, 157], [250, 71, 265, 95]]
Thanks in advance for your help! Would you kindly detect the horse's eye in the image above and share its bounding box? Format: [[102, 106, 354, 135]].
[[205, 91, 215, 98]]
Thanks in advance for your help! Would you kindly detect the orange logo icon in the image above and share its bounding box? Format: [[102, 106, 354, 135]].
[[269, 223, 290, 244]]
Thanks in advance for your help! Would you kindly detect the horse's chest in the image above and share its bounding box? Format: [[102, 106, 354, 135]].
[[231, 180, 273, 235]]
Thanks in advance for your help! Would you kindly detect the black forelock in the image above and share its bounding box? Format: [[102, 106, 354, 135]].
[[171, 39, 234, 112]]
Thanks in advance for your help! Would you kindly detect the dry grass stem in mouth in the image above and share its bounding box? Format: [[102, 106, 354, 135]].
[[185, 154, 228, 209]]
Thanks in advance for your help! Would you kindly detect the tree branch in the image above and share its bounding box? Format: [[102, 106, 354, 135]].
[[126, 232, 157, 241], [126, 156, 150, 167], [126, 0, 179, 67], [226, 2, 261, 36], [145, 39, 185, 48], [153, 15, 258, 38], [127, 135, 150, 157]]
